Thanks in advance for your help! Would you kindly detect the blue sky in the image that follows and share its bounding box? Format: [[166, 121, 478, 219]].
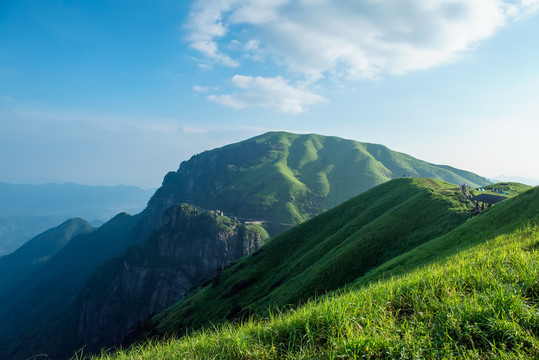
[[1, 0, 538, 188]]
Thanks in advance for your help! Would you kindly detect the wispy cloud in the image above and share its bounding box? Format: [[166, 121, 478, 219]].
[[193, 85, 210, 92], [0, 98, 188, 136], [185, 0, 539, 80], [181, 124, 208, 134], [183, 0, 240, 67], [207, 75, 327, 114]]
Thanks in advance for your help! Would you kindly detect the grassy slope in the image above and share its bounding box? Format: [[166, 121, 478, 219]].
[[146, 178, 474, 336], [356, 183, 536, 286], [481, 182, 532, 196], [92, 187, 538, 360]]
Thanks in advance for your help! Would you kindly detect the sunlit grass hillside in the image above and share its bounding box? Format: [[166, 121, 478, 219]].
[[149, 178, 474, 336], [90, 185, 538, 359]]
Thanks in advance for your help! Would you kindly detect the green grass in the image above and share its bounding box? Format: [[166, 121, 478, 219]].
[[88, 205, 539, 359], [143, 178, 475, 337], [357, 184, 537, 286]]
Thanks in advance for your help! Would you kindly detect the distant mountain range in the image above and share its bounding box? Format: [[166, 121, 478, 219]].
[[0, 131, 496, 359], [0, 183, 154, 255]]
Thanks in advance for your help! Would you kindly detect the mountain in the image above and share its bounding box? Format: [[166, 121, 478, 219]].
[[0, 182, 154, 255], [94, 184, 538, 360], [0, 218, 94, 293], [147, 132, 489, 236], [0, 132, 492, 359]]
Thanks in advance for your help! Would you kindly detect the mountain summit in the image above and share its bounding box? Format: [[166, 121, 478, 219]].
[[148, 132, 489, 232]]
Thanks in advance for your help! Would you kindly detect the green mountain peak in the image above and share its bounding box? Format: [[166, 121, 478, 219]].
[[150, 132, 490, 233]]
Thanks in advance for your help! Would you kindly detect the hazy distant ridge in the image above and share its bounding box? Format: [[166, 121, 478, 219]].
[[0, 182, 155, 219], [0, 183, 154, 255]]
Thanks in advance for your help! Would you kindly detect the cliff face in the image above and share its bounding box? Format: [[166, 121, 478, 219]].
[[76, 204, 269, 351]]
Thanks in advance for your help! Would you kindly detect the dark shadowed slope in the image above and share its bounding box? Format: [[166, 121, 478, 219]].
[[0, 206, 270, 360], [75, 205, 269, 353], [0, 212, 141, 344], [0, 218, 94, 293]]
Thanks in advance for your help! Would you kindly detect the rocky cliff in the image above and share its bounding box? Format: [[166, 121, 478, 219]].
[[76, 204, 269, 351]]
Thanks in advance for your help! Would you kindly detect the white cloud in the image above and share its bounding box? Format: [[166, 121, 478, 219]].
[[181, 124, 209, 134], [193, 85, 210, 92], [207, 75, 327, 114], [141, 123, 180, 134], [185, 0, 539, 79], [207, 94, 248, 109], [183, 0, 240, 67]]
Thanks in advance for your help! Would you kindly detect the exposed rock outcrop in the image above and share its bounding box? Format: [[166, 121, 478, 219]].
[[76, 204, 268, 351]]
